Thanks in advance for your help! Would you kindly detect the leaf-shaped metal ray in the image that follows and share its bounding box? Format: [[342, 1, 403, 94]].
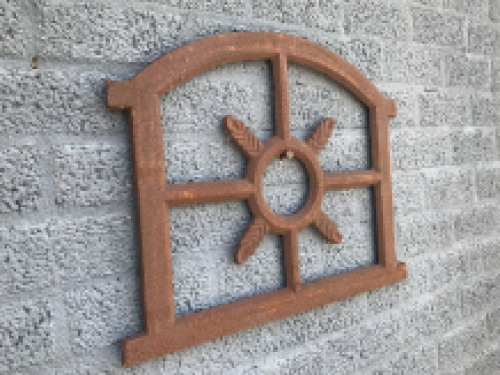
[[234, 217, 270, 264], [305, 117, 335, 154], [223, 116, 264, 158], [312, 210, 342, 244]]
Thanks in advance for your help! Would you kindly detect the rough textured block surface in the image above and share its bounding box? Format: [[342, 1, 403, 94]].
[[438, 318, 488, 373], [369, 344, 438, 375], [0, 298, 56, 372], [0, 0, 32, 57], [383, 44, 442, 85], [445, 55, 491, 89], [420, 92, 470, 127], [468, 23, 500, 55], [0, 222, 54, 296], [252, 0, 343, 33], [443, 0, 489, 19], [0, 66, 127, 135], [345, 0, 409, 41], [464, 345, 500, 375], [391, 128, 452, 170], [412, 8, 465, 47], [54, 144, 132, 207], [50, 214, 136, 283], [64, 276, 141, 353], [0, 145, 42, 214]]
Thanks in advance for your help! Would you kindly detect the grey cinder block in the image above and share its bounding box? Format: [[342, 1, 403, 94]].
[[380, 88, 418, 127], [358, 310, 403, 364], [461, 274, 499, 318], [438, 318, 488, 373], [345, 0, 409, 41], [318, 330, 360, 374], [472, 95, 500, 127], [282, 0, 343, 33], [0, 298, 56, 372], [476, 165, 500, 200], [412, 8, 465, 47], [392, 170, 425, 213], [443, 0, 489, 19], [479, 238, 500, 274], [54, 143, 132, 207], [0, 145, 42, 214], [396, 211, 454, 258], [491, 1, 500, 22], [455, 206, 498, 241], [216, 234, 283, 306], [172, 251, 218, 316], [0, 66, 127, 135], [420, 92, 470, 127], [450, 128, 496, 165], [50, 214, 136, 283], [64, 275, 141, 353], [0, 0, 32, 57], [468, 23, 500, 56], [383, 43, 442, 85], [40, 1, 244, 63], [401, 289, 461, 343], [263, 183, 308, 215], [486, 306, 500, 341], [369, 343, 438, 375], [169, 200, 250, 255], [288, 62, 367, 131], [422, 167, 474, 209], [464, 345, 500, 375], [0, 222, 54, 296], [391, 128, 452, 170], [342, 38, 382, 81], [445, 55, 491, 89]]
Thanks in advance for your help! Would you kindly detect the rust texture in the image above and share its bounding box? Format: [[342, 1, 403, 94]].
[[106, 31, 407, 367]]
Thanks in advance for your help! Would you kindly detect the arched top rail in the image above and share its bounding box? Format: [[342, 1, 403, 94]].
[[107, 31, 395, 116]]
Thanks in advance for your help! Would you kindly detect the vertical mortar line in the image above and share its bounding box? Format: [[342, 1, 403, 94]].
[[272, 53, 291, 140], [47, 284, 75, 370], [283, 230, 301, 292], [128, 94, 176, 333]]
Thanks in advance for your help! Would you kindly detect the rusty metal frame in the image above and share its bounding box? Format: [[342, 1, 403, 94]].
[[106, 32, 407, 367]]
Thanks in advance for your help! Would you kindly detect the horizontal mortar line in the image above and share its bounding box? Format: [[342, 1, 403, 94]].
[[0, 202, 135, 228], [0, 133, 131, 149], [0, 55, 145, 73]]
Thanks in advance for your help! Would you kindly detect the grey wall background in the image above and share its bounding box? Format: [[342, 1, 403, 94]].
[[1, 0, 500, 374]]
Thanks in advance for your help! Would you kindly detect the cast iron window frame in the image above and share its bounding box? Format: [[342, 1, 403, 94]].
[[106, 31, 407, 367]]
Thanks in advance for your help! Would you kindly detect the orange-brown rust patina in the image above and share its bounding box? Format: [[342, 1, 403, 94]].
[[106, 31, 407, 367]]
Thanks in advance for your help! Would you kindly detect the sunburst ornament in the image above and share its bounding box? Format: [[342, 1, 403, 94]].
[[224, 114, 351, 291]]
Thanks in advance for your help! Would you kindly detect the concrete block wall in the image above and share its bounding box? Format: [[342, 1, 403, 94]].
[[1, 0, 499, 374]]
